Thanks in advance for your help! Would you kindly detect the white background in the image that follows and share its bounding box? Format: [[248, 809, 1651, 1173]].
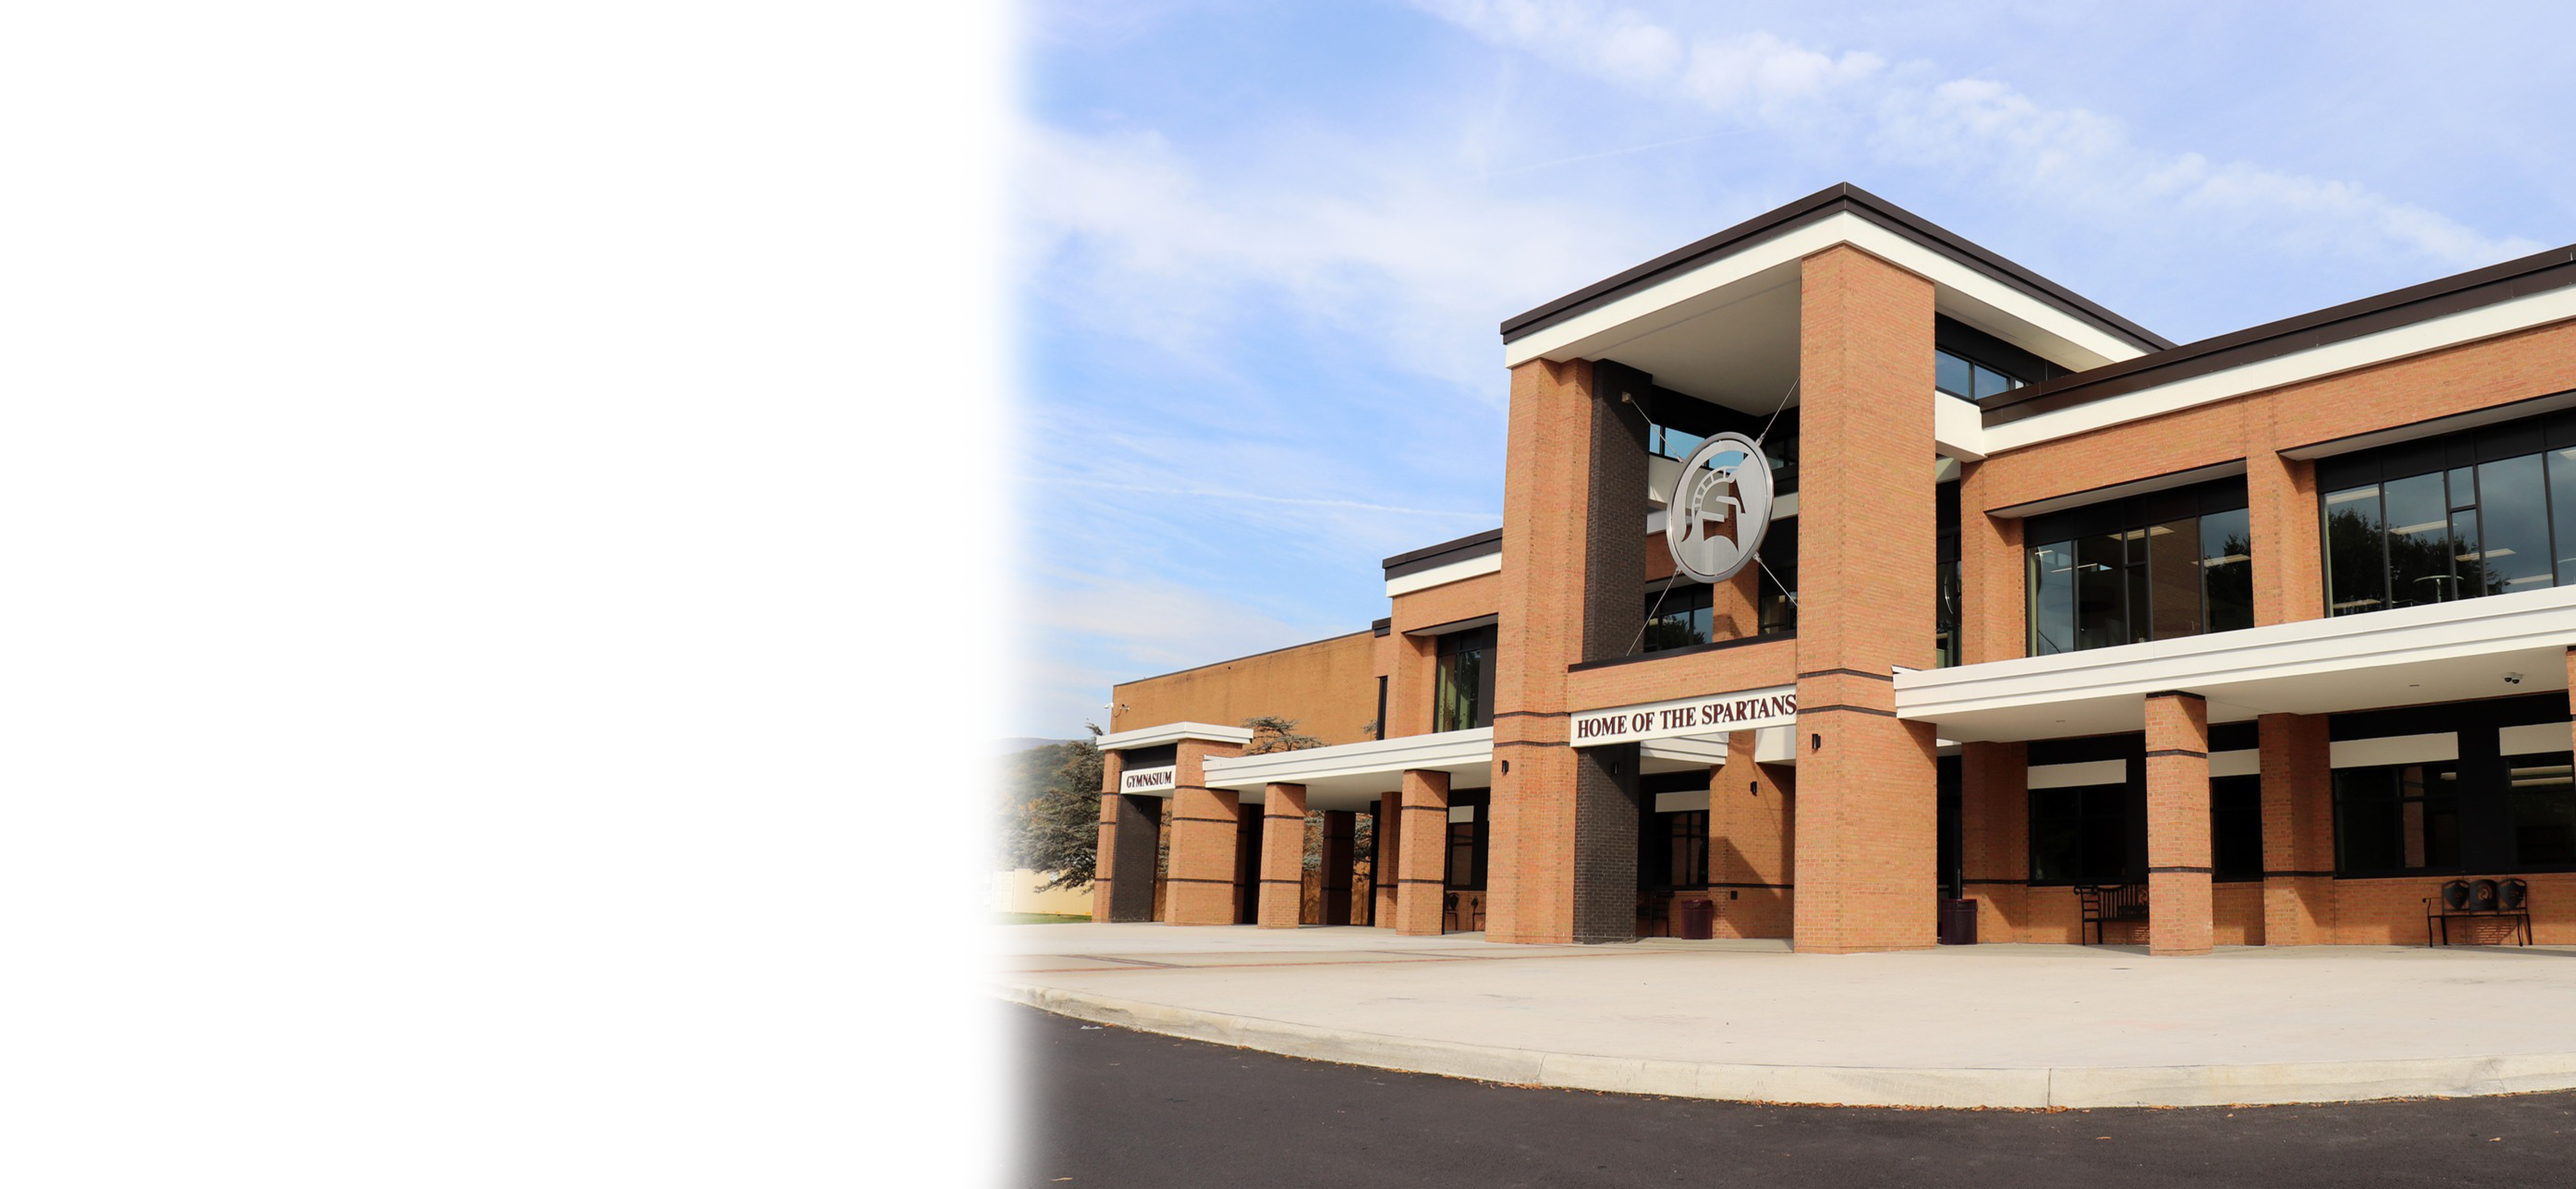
[[0, 3, 1002, 1184]]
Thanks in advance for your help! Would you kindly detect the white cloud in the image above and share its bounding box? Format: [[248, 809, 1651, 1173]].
[[1419, 0, 2538, 275], [1017, 116, 1655, 397]]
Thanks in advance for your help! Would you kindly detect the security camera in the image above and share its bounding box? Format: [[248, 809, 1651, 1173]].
[[2505, 672, 2526, 686]]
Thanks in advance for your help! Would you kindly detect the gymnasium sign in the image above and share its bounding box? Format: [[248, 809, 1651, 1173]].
[[1666, 432, 1774, 584], [1568, 686, 1798, 747], [1119, 766, 1177, 794]]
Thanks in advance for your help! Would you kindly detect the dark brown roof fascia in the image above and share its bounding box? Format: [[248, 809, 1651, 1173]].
[[1981, 245, 2576, 428], [1498, 182, 2171, 352], [1382, 527, 1504, 579]]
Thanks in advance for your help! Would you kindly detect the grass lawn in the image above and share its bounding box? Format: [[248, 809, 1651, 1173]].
[[997, 912, 1091, 925]]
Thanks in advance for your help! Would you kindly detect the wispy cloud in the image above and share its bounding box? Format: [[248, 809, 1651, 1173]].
[[1416, 0, 2540, 276]]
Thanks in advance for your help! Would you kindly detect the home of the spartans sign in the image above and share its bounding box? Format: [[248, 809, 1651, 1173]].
[[1568, 686, 1798, 747]]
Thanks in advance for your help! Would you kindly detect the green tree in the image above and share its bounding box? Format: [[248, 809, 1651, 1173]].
[[1009, 725, 1108, 892], [963, 777, 1020, 880], [1242, 715, 1322, 754]]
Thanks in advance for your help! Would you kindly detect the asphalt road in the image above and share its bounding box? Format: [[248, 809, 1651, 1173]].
[[1011, 1004, 2576, 1188]]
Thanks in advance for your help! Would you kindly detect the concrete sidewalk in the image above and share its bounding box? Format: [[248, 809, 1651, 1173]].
[[996, 923, 2576, 1108]]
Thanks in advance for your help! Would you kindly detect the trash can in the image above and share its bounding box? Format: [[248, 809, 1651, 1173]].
[[1938, 898, 1978, 945], [1676, 897, 1717, 941]]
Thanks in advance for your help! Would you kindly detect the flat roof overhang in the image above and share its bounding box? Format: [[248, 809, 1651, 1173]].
[[1896, 586, 2576, 743], [1197, 729, 1729, 810]]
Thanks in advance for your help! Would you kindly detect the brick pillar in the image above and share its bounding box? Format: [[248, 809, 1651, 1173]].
[[1790, 244, 1940, 954], [1321, 809, 1356, 926], [1572, 742, 1643, 942], [1371, 793, 1400, 928], [2146, 692, 2214, 956], [1256, 784, 1309, 928], [2259, 712, 2334, 944], [1166, 738, 1246, 926], [1487, 356, 1588, 945], [2248, 450, 2322, 626], [1960, 741, 2029, 943], [1705, 732, 1795, 937], [1957, 460, 2025, 664], [1092, 749, 1127, 921], [1395, 768, 1452, 936]]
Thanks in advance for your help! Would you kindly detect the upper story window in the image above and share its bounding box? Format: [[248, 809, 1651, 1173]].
[[2321, 414, 2576, 617], [1642, 582, 1713, 652], [1433, 625, 1496, 732], [1935, 480, 1961, 667], [1934, 315, 2071, 403], [2025, 478, 2253, 655]]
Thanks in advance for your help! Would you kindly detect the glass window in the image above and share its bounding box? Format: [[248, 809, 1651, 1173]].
[[2477, 454, 2550, 596], [1666, 811, 1708, 888], [1935, 350, 1974, 399], [2212, 775, 2262, 881], [1643, 583, 1713, 652], [2073, 532, 2127, 650], [2031, 784, 2130, 883], [1446, 819, 1477, 888], [2199, 507, 2254, 632], [2508, 751, 2576, 867], [2324, 485, 2386, 615], [2382, 471, 2454, 608], [2333, 763, 2460, 875], [2550, 448, 2576, 586], [2029, 539, 2075, 655], [1433, 626, 1495, 733], [1934, 560, 1961, 668], [1757, 520, 1796, 635], [2144, 518, 2202, 640]]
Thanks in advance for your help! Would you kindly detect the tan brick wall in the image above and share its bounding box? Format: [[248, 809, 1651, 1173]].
[[1705, 735, 1796, 937], [1257, 783, 1309, 928], [2144, 692, 2214, 956], [1113, 632, 1380, 746], [1386, 571, 1503, 739], [1790, 244, 1940, 954], [1960, 741, 2029, 942], [1487, 357, 1596, 944], [1969, 316, 2576, 655], [2260, 712, 2335, 944], [1165, 738, 1246, 926], [1395, 768, 1451, 936]]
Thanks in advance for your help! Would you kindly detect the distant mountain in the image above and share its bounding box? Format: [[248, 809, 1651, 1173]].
[[968, 741, 1082, 808], [997, 736, 1078, 755]]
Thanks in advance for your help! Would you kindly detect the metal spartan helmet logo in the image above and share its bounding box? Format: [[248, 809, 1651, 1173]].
[[1666, 432, 1774, 584]]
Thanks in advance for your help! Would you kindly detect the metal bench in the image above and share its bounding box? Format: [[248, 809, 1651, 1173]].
[[2425, 878, 2531, 946], [2075, 883, 2148, 945]]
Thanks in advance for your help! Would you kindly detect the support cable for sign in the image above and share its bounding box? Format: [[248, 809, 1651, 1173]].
[[1755, 375, 1797, 448]]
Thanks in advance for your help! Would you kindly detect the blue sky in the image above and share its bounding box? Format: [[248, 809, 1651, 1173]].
[[1012, 0, 2576, 739]]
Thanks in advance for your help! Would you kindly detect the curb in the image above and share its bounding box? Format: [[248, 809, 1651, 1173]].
[[1002, 984, 2576, 1108]]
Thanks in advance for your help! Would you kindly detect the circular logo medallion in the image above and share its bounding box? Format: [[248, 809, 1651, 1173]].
[[1665, 432, 1774, 584]]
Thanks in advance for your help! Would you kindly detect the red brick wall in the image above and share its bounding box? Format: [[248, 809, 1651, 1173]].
[[1165, 738, 1246, 926], [2144, 692, 2214, 955]]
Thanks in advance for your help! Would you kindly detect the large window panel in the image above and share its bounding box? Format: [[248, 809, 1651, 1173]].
[[2146, 518, 2202, 640], [2477, 453, 2551, 596], [2212, 775, 2263, 881], [2325, 485, 2386, 615], [2029, 540, 2075, 655], [2551, 448, 2576, 585], [2073, 532, 2128, 650], [2333, 763, 2460, 875], [2508, 751, 2576, 867], [2031, 784, 2129, 883], [2382, 471, 2455, 608], [1433, 626, 1495, 733], [2199, 507, 2253, 632]]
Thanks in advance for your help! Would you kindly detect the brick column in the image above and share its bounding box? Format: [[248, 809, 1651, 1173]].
[[1960, 741, 2029, 943], [1395, 768, 1452, 936], [1166, 738, 1246, 926], [1321, 809, 1357, 925], [1257, 784, 1309, 928], [2248, 450, 2322, 626], [2146, 692, 2214, 956], [1371, 793, 1400, 928], [1705, 732, 1795, 937], [1957, 460, 2025, 664], [1790, 244, 1940, 954], [2259, 712, 2334, 944]]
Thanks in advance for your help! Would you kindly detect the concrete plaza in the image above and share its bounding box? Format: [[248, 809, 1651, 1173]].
[[998, 923, 2576, 1108]]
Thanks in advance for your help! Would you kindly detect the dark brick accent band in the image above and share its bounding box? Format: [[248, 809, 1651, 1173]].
[[2148, 865, 2213, 875], [1798, 667, 1893, 682], [2144, 748, 2208, 759], [1800, 703, 1898, 718]]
